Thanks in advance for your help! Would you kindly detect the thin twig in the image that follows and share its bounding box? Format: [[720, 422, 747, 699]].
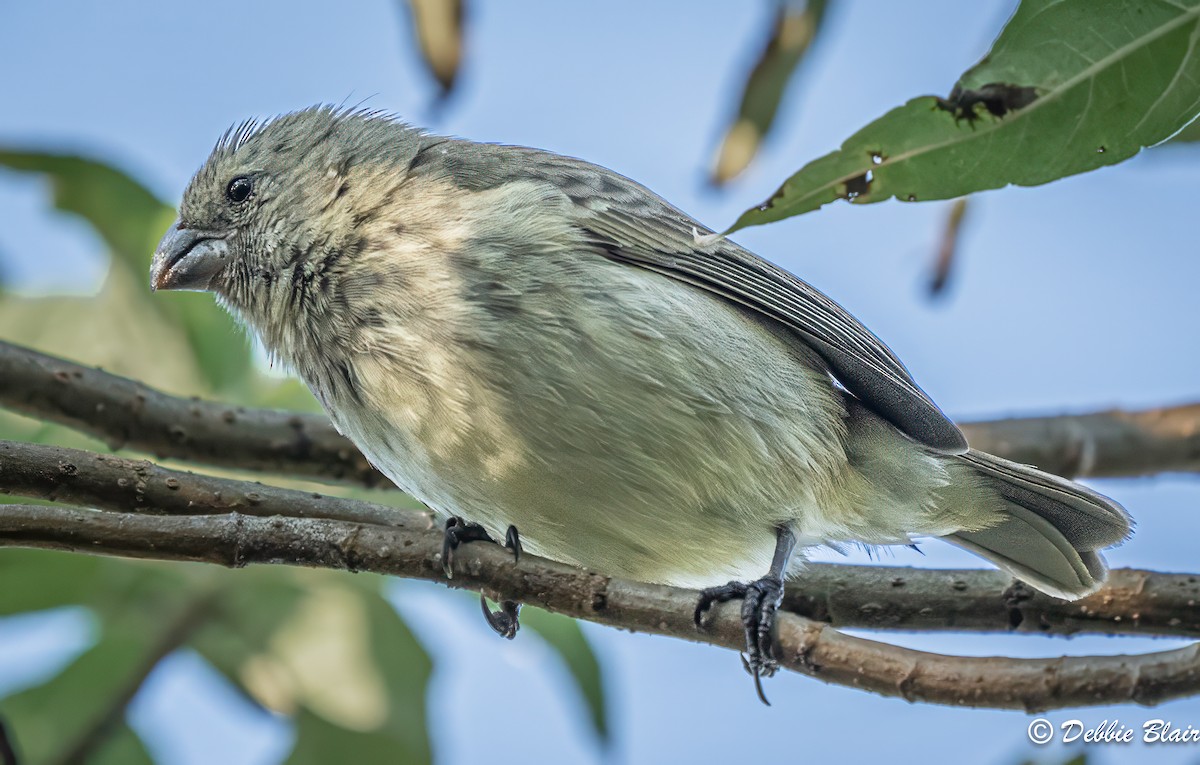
[[2, 502, 1199, 712]]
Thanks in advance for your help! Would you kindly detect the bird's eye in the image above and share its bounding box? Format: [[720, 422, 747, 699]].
[[226, 176, 253, 204]]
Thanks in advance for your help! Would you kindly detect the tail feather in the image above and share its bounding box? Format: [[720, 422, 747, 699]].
[[944, 451, 1131, 600]]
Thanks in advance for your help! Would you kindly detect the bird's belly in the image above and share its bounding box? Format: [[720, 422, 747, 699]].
[[338, 397, 829, 588], [324, 261, 857, 587]]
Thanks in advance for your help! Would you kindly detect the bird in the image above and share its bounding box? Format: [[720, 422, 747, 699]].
[[150, 105, 1131, 701]]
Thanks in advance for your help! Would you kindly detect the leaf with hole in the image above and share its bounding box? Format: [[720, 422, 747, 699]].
[[730, 0, 1200, 231]]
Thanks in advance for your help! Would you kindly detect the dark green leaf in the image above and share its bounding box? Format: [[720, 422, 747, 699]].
[[1167, 116, 1200, 142], [0, 549, 103, 616], [281, 581, 432, 764], [731, 0, 1200, 230], [194, 573, 432, 764], [87, 722, 156, 765], [190, 572, 310, 712], [520, 606, 608, 744], [287, 710, 425, 765]]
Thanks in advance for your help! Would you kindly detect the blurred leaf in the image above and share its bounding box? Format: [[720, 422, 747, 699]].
[[190, 572, 310, 713], [405, 0, 464, 98], [195, 573, 432, 764], [2, 630, 145, 764], [0, 150, 255, 392], [0, 549, 104, 616], [731, 0, 1200, 231], [711, 0, 830, 185], [86, 723, 156, 765], [282, 580, 432, 764], [929, 196, 970, 298], [0, 573, 207, 765], [521, 606, 608, 744], [0, 152, 171, 274], [287, 710, 422, 765], [0, 266, 210, 394]]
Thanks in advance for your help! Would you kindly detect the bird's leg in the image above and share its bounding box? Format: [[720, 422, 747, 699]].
[[441, 518, 524, 639], [480, 525, 522, 638], [693, 524, 797, 705]]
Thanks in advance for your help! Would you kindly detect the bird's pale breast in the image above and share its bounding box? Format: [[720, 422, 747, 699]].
[[322, 243, 863, 587]]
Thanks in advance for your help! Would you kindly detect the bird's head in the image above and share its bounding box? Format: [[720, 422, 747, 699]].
[[149, 106, 426, 322]]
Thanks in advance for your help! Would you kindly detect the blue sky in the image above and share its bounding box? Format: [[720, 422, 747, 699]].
[[1, 1, 1199, 763]]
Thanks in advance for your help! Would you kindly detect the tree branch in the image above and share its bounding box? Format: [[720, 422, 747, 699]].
[[2, 340, 1198, 486], [785, 564, 1200, 639], [960, 404, 1200, 479], [5, 341, 1200, 711], [0, 440, 411, 528], [2, 500, 1200, 712], [1, 439, 1196, 640], [0, 340, 385, 487]]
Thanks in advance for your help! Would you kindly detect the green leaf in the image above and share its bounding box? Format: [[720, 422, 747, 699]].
[[282, 581, 432, 764], [0, 151, 255, 392], [0, 595, 174, 764], [710, 0, 831, 184], [194, 572, 432, 764], [1168, 115, 1200, 142], [0, 267, 211, 395], [189, 572, 311, 712], [0, 549, 103, 616], [87, 722, 156, 765], [287, 709, 425, 765], [731, 0, 1200, 230], [520, 606, 608, 744], [0, 152, 172, 274]]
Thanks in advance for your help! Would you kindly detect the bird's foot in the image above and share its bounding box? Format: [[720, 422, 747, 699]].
[[441, 519, 522, 577], [694, 575, 785, 705], [441, 518, 523, 638], [441, 517, 492, 578], [480, 595, 521, 639]]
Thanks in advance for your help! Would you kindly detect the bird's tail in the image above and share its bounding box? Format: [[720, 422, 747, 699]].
[[942, 450, 1132, 600]]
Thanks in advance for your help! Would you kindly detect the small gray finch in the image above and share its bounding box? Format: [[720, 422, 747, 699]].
[[151, 106, 1130, 699]]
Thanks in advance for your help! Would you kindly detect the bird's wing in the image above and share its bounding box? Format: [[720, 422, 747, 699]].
[[562, 174, 966, 454]]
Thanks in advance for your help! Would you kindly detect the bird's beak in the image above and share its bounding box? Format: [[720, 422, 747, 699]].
[[150, 221, 232, 292]]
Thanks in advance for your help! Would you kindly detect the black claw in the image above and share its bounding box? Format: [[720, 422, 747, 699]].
[[740, 654, 771, 706], [480, 595, 521, 639], [441, 517, 493, 578], [695, 575, 785, 706], [504, 525, 522, 563]]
